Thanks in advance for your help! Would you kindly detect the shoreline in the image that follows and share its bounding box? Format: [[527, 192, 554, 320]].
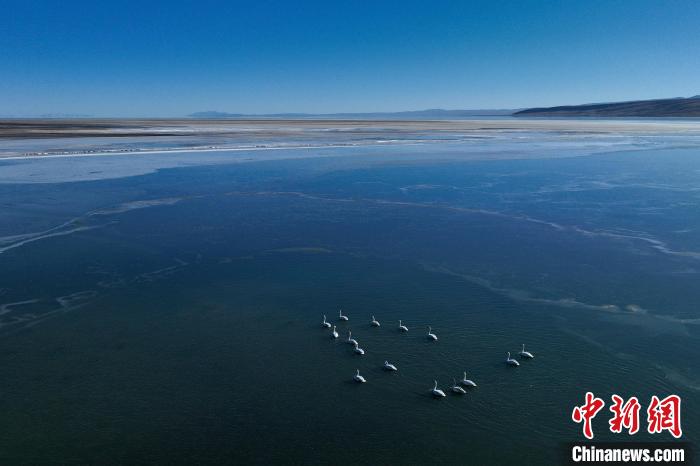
[[0, 140, 432, 161], [2, 117, 700, 163], [3, 117, 700, 135]]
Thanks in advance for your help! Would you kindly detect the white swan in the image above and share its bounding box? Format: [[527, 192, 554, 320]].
[[398, 320, 408, 332], [427, 326, 438, 341], [331, 325, 338, 338], [353, 369, 366, 383], [461, 371, 477, 387], [353, 342, 365, 355], [519, 344, 534, 359], [371, 315, 380, 327], [338, 309, 349, 321], [431, 380, 446, 398], [321, 314, 331, 328], [452, 378, 467, 394], [383, 360, 397, 371], [505, 351, 520, 366], [346, 330, 358, 345]]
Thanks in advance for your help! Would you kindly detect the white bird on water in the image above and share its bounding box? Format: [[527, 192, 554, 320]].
[[431, 380, 446, 398], [347, 330, 358, 345], [354, 369, 366, 383], [331, 325, 338, 339], [398, 320, 408, 332], [383, 360, 397, 371], [321, 315, 331, 328], [339, 310, 349, 321], [461, 371, 477, 387], [371, 315, 380, 327], [427, 326, 438, 341], [519, 344, 534, 359], [505, 352, 520, 366], [451, 378, 467, 394], [353, 342, 365, 355]]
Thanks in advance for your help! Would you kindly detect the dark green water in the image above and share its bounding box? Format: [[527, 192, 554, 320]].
[[0, 145, 698, 464]]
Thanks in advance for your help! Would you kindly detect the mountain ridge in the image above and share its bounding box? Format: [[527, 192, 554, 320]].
[[515, 95, 700, 117], [188, 109, 515, 119]]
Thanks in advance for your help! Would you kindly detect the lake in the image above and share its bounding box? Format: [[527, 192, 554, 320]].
[[1, 131, 698, 464]]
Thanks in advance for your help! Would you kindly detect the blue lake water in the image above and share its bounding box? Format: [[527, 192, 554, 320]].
[[0, 137, 698, 464]]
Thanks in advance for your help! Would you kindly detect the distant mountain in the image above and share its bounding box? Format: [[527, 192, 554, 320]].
[[515, 96, 700, 117], [188, 109, 514, 119], [188, 111, 247, 118], [37, 113, 93, 118]]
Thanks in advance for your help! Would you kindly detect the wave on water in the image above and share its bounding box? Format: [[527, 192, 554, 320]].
[[562, 327, 700, 392], [230, 190, 700, 261], [92, 197, 196, 215], [654, 363, 700, 392], [96, 258, 189, 289], [570, 226, 700, 260], [0, 290, 97, 332], [0, 196, 192, 255], [420, 264, 698, 334], [0, 225, 105, 254], [0, 299, 41, 316]]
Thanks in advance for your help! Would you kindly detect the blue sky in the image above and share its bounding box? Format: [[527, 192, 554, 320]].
[[1, 0, 699, 116]]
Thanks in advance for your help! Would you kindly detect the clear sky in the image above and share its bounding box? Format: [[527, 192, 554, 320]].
[[2, 0, 699, 117]]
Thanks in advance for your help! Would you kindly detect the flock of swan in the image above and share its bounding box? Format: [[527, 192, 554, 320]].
[[322, 310, 535, 397]]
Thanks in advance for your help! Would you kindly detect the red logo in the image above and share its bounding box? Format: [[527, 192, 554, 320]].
[[647, 395, 682, 438], [572, 392, 606, 439], [572, 393, 682, 439], [609, 394, 641, 435]]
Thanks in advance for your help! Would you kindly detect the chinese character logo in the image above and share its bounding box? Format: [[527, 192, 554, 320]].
[[609, 394, 640, 435], [572, 393, 682, 439], [647, 395, 682, 438], [572, 392, 605, 439]]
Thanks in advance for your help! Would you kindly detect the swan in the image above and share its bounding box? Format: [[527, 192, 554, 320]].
[[461, 371, 477, 387], [353, 369, 366, 383], [338, 309, 348, 321], [353, 342, 365, 355], [427, 326, 438, 341], [321, 315, 331, 328], [371, 315, 380, 327], [383, 360, 397, 371], [519, 344, 534, 359], [452, 378, 467, 394], [505, 351, 520, 366], [398, 320, 408, 332], [346, 330, 358, 345], [331, 325, 338, 338], [431, 380, 446, 398]]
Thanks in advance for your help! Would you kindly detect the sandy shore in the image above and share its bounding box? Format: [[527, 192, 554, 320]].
[[3, 117, 700, 138], [0, 142, 418, 161], [2, 118, 700, 160]]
